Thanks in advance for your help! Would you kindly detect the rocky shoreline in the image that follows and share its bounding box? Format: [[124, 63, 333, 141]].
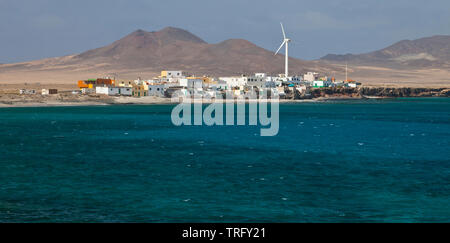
[[286, 87, 450, 100]]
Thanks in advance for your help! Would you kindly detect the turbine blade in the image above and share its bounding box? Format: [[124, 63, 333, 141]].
[[280, 22, 286, 39], [274, 40, 286, 55]]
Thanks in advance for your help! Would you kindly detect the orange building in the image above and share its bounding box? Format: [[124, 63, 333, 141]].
[[96, 78, 115, 86], [78, 80, 92, 89], [77, 78, 115, 90]]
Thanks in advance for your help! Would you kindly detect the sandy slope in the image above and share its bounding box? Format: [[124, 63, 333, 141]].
[[1, 63, 448, 87]]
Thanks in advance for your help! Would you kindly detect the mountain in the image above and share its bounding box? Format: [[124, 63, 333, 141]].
[[1, 28, 449, 86], [320, 35, 450, 68], [74, 28, 207, 67], [72, 27, 330, 75], [0, 27, 331, 84]]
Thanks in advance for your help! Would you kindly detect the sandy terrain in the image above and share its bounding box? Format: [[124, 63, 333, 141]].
[[328, 64, 450, 88], [1, 64, 449, 88], [0, 65, 159, 85]]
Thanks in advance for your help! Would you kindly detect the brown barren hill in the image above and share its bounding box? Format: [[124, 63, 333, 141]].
[[0, 27, 332, 84], [321, 35, 450, 69], [319, 35, 450, 87], [0, 27, 449, 87]]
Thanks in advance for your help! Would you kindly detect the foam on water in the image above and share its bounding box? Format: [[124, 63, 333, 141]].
[[0, 98, 449, 222]]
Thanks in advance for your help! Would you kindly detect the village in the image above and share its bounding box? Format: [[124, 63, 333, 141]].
[[16, 69, 361, 100], [17, 23, 362, 100], [68, 70, 362, 100], [13, 71, 449, 105]]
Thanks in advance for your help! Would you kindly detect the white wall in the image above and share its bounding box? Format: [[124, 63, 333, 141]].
[[219, 77, 247, 87], [96, 86, 132, 96], [119, 87, 132, 96], [96, 87, 118, 95], [245, 76, 265, 88], [148, 85, 166, 97], [166, 71, 184, 78], [303, 72, 319, 82], [179, 79, 203, 89], [210, 81, 230, 90], [255, 73, 267, 78]]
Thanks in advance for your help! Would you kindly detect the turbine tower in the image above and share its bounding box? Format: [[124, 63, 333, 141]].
[[274, 22, 291, 79]]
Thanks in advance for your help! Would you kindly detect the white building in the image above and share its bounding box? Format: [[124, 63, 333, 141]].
[[146, 83, 178, 97], [303, 72, 319, 82], [290, 76, 304, 85], [96, 87, 119, 95], [147, 84, 165, 97], [332, 81, 346, 87], [96, 87, 132, 96], [279, 76, 306, 86], [313, 80, 332, 88], [244, 76, 266, 88], [221, 73, 288, 89], [255, 73, 280, 87], [276, 86, 286, 97], [134, 79, 145, 85], [210, 80, 231, 91], [19, 89, 36, 95], [219, 76, 247, 88], [348, 82, 361, 88], [165, 71, 184, 78], [179, 78, 203, 89], [41, 89, 57, 95], [265, 76, 284, 87], [81, 88, 95, 94], [119, 87, 133, 96], [157, 70, 186, 83], [255, 73, 267, 78], [296, 85, 308, 93]]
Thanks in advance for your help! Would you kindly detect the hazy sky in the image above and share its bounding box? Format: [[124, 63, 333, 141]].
[[0, 0, 449, 63]]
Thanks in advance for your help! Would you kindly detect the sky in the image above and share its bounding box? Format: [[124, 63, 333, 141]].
[[0, 0, 449, 63]]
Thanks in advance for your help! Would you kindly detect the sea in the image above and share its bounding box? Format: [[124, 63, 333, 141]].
[[0, 98, 449, 222]]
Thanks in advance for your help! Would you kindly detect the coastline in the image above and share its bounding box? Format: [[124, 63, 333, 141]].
[[0, 86, 448, 108], [0, 95, 446, 108], [0, 97, 319, 108]]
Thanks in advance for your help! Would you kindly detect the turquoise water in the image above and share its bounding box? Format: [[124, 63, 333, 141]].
[[0, 98, 449, 222]]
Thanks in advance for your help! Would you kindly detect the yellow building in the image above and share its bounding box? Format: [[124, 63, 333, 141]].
[[159, 71, 168, 78], [132, 84, 147, 97], [118, 80, 134, 87]]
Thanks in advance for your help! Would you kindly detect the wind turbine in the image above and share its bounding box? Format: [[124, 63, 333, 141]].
[[274, 22, 291, 79]]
